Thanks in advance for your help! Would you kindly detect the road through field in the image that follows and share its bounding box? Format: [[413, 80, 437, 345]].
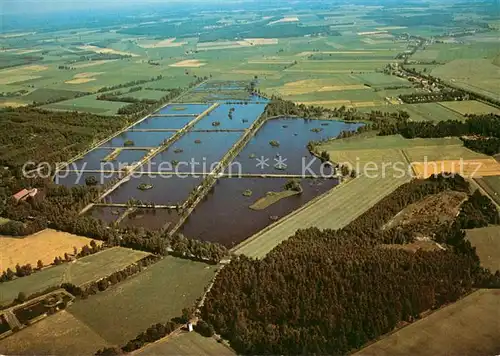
[[233, 175, 409, 258]]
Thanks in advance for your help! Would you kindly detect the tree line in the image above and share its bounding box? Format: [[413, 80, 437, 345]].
[[200, 174, 500, 355]]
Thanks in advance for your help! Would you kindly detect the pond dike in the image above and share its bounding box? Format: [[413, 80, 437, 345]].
[[168, 110, 270, 236], [79, 103, 220, 215]]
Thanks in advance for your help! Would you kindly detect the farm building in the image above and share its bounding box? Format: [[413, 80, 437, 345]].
[[12, 188, 38, 202]]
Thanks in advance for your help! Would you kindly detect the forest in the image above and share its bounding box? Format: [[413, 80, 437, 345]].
[[201, 174, 500, 355], [377, 113, 500, 155]]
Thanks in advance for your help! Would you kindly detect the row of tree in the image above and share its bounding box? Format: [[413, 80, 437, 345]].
[[200, 174, 500, 355]]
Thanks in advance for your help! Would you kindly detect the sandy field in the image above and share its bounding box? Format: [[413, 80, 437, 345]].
[[0, 75, 41, 85], [357, 30, 389, 35], [0, 229, 101, 271], [296, 51, 376, 56], [72, 60, 117, 69], [0, 65, 48, 75], [64, 78, 96, 84], [0, 101, 27, 108], [243, 38, 279, 45], [78, 45, 139, 57], [169, 59, 206, 68], [375, 26, 408, 30], [138, 38, 187, 48], [268, 16, 299, 25], [412, 158, 500, 178]]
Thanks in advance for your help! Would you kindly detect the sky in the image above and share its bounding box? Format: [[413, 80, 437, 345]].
[[1, 0, 226, 15]]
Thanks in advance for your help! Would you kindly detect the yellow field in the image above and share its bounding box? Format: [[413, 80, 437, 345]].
[[74, 72, 104, 78], [412, 158, 500, 178], [0, 310, 110, 355], [296, 51, 376, 56], [273, 79, 370, 96], [138, 38, 187, 48], [78, 45, 139, 57], [356, 289, 500, 356], [375, 26, 407, 30], [65, 78, 96, 84], [0, 101, 27, 108], [439, 100, 500, 115], [0, 75, 41, 85], [243, 38, 278, 45], [357, 30, 388, 35], [268, 17, 299, 25], [0, 229, 101, 270], [0, 65, 48, 84], [169, 59, 206, 68], [72, 60, 117, 69]]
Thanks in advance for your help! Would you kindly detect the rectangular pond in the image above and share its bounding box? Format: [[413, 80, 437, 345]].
[[180, 177, 338, 248], [233, 118, 364, 175], [100, 131, 174, 148], [146, 131, 243, 173], [157, 104, 211, 115], [87, 206, 126, 225], [130, 116, 194, 130], [69, 148, 148, 171], [54, 171, 122, 187], [102, 174, 203, 206], [192, 103, 267, 130]]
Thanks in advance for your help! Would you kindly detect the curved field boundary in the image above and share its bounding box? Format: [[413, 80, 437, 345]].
[[232, 174, 409, 259]]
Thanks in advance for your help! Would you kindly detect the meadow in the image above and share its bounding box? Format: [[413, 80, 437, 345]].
[[67, 257, 217, 345], [356, 289, 500, 356], [0, 310, 111, 355], [438, 100, 500, 115], [466, 226, 500, 272], [0, 247, 150, 305], [474, 176, 500, 206]]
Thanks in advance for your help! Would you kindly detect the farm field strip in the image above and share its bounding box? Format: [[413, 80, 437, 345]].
[[411, 158, 500, 178], [438, 100, 500, 115], [66, 256, 218, 345], [233, 175, 409, 258], [0, 247, 150, 305], [473, 176, 500, 206], [355, 289, 500, 356]]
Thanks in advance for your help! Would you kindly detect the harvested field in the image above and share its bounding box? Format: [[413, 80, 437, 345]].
[[0, 310, 111, 355], [356, 289, 500, 356], [0, 247, 150, 305], [268, 17, 299, 25], [383, 191, 468, 237], [169, 60, 206, 68], [233, 175, 409, 258], [135, 331, 235, 356], [411, 158, 500, 178], [0, 229, 100, 271], [67, 256, 217, 345], [74, 72, 104, 78], [65, 78, 96, 84], [466, 226, 500, 272], [78, 45, 139, 57], [439, 100, 500, 115], [357, 31, 388, 35], [72, 60, 117, 69], [403, 144, 486, 162], [0, 101, 26, 108], [243, 38, 278, 45], [274, 79, 369, 96], [138, 38, 187, 48], [0, 75, 42, 85]]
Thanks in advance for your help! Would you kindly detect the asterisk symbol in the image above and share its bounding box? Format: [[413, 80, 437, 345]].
[[255, 156, 269, 170], [274, 155, 288, 170]]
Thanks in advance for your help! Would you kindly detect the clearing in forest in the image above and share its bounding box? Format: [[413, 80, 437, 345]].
[[356, 289, 500, 356], [0, 229, 100, 271]]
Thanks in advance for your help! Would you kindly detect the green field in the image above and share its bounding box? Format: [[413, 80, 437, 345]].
[[233, 175, 409, 258], [135, 332, 235, 356], [0, 247, 150, 305], [439, 100, 500, 115], [118, 89, 167, 101], [356, 289, 500, 356], [41, 95, 128, 115], [67, 257, 218, 345], [466, 226, 500, 272], [405, 103, 466, 122]]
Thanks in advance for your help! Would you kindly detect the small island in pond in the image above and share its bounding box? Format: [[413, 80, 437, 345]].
[[242, 189, 253, 197], [212, 121, 221, 127], [250, 179, 303, 210], [123, 139, 135, 147], [269, 140, 280, 147], [137, 183, 153, 191]]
